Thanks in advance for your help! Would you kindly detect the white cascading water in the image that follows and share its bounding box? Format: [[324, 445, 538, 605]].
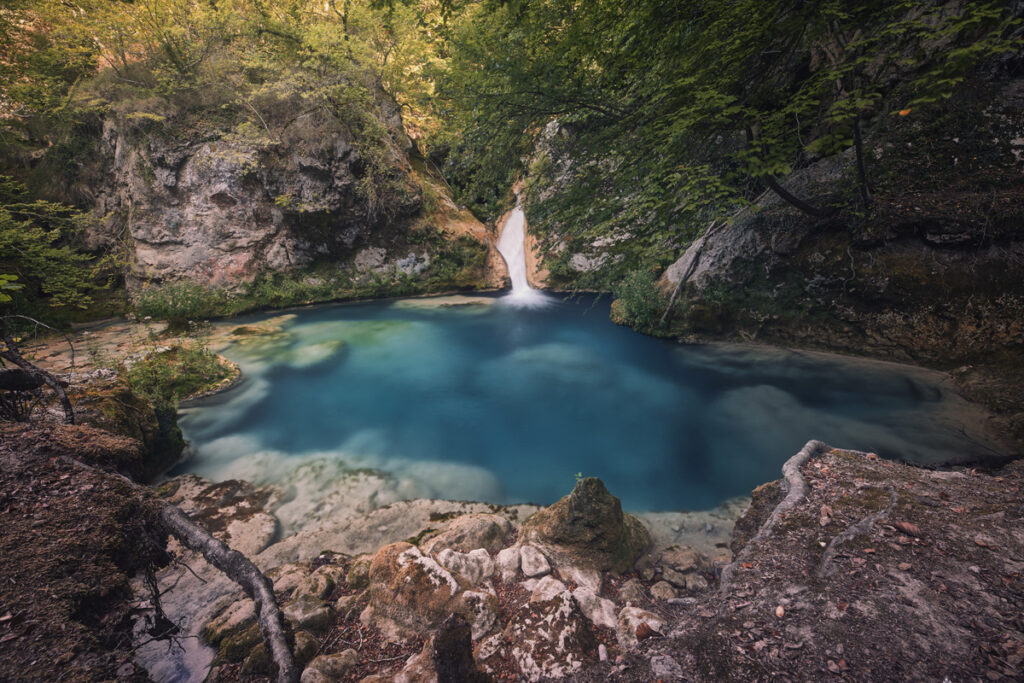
[[496, 204, 549, 307]]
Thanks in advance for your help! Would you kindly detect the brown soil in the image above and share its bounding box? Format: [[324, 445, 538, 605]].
[[0, 423, 168, 682]]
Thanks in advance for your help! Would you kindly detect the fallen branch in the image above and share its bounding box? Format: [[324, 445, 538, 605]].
[[817, 487, 896, 578], [59, 456, 298, 682], [0, 316, 75, 424]]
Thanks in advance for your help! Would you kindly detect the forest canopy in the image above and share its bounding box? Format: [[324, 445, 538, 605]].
[[0, 0, 1021, 307]]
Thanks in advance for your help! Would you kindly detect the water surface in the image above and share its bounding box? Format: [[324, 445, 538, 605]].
[[177, 294, 1002, 511]]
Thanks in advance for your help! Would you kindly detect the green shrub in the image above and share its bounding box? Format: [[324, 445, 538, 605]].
[[133, 281, 230, 332], [124, 342, 231, 410], [612, 268, 668, 332]]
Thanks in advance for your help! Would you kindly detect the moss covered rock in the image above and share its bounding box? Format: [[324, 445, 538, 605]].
[[521, 477, 650, 573]]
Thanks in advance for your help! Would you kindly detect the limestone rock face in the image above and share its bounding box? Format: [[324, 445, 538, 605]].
[[521, 477, 650, 573]]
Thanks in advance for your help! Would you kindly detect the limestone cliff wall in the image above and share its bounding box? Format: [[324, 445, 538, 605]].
[[83, 86, 501, 292]]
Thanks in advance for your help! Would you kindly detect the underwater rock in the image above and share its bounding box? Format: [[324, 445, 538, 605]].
[[521, 477, 650, 573]]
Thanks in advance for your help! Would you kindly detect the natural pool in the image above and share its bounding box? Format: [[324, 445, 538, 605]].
[[176, 293, 1003, 512]]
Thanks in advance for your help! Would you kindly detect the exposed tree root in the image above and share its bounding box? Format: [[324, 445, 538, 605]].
[[817, 487, 896, 578], [718, 440, 831, 598], [59, 456, 299, 683]]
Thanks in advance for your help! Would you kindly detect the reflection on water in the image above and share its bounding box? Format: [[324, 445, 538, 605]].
[[176, 294, 1006, 512]]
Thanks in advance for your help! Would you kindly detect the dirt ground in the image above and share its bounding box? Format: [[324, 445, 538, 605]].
[[574, 448, 1024, 682], [0, 423, 168, 682]]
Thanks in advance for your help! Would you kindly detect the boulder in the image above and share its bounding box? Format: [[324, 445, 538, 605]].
[[618, 578, 646, 604], [519, 544, 551, 578], [435, 548, 494, 586], [571, 586, 617, 629], [295, 564, 344, 601], [661, 546, 703, 573], [521, 478, 650, 573], [650, 581, 678, 600], [494, 546, 520, 582], [202, 598, 255, 646], [504, 590, 595, 681], [458, 591, 500, 640], [301, 649, 359, 683], [560, 565, 603, 592], [616, 607, 667, 649], [363, 543, 465, 639], [283, 594, 336, 635], [528, 576, 567, 604], [421, 514, 512, 555]]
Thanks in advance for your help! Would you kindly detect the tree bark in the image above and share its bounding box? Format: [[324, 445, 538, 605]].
[[852, 116, 872, 207], [160, 506, 300, 683]]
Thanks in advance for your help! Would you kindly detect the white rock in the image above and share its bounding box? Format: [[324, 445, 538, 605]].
[[616, 606, 667, 649], [459, 590, 499, 640], [495, 546, 521, 582], [435, 548, 495, 586], [560, 565, 602, 593], [598, 644, 608, 661], [520, 544, 551, 577], [529, 576, 567, 603], [571, 586, 617, 630]]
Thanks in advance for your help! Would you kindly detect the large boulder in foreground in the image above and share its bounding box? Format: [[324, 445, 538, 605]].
[[521, 477, 650, 573]]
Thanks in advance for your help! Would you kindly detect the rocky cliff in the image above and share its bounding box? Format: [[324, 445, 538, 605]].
[[77, 80, 502, 296]]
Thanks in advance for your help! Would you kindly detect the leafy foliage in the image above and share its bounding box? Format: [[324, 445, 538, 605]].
[[438, 0, 1021, 283], [132, 281, 230, 332], [0, 176, 99, 312]]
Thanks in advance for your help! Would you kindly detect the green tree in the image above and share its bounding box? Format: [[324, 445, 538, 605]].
[[0, 176, 96, 311], [438, 0, 1020, 284]]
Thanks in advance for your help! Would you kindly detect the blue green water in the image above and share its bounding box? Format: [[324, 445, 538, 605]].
[[176, 293, 1001, 511]]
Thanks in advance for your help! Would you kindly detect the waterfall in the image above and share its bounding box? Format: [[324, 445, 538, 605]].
[[496, 204, 549, 308]]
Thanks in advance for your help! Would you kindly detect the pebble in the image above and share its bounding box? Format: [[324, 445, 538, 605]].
[[598, 644, 608, 661]]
